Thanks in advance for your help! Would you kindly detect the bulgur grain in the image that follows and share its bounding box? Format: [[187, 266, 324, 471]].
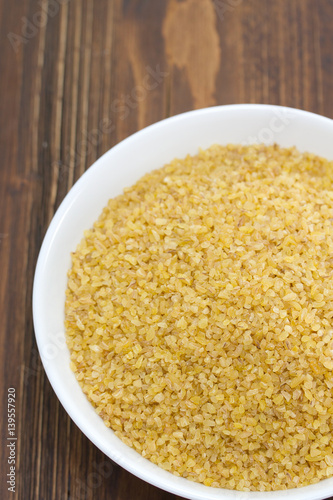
[[65, 144, 333, 491]]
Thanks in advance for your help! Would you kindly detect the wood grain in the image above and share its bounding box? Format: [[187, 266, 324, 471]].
[[163, 0, 220, 108], [1, 1, 333, 499]]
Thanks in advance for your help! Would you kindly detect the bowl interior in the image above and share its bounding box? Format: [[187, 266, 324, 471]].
[[33, 104, 333, 500]]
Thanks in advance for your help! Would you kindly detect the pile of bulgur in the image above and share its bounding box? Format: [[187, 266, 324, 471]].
[[65, 144, 333, 491]]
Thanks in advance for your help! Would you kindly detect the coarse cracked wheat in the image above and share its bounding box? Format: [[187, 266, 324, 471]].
[[65, 144, 333, 491]]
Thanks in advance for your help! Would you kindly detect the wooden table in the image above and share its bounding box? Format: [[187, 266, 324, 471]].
[[1, 1, 333, 499]]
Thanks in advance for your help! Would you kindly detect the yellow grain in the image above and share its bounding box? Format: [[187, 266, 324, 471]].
[[65, 144, 333, 492]]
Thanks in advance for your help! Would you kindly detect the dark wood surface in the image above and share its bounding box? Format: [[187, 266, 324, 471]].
[[1, 1, 333, 499]]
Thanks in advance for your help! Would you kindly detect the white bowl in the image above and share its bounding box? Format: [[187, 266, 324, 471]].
[[33, 104, 333, 500]]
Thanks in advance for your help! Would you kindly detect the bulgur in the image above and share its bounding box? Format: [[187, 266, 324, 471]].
[[65, 144, 333, 491]]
